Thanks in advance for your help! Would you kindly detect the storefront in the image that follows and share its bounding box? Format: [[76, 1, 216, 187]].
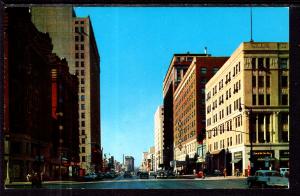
[[231, 151, 243, 176], [253, 150, 275, 171], [279, 150, 289, 168]]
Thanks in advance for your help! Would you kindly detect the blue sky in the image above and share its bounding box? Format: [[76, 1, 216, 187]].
[[74, 7, 288, 166]]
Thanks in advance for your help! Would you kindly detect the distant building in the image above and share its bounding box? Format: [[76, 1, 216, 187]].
[[125, 156, 135, 172], [173, 56, 228, 174], [154, 106, 164, 171], [206, 42, 289, 176], [31, 7, 102, 173], [141, 152, 148, 171]]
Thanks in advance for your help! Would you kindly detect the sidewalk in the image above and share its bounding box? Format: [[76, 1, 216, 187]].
[[195, 176, 247, 180]]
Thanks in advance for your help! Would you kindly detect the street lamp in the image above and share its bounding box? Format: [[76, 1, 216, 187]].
[[57, 112, 64, 180], [239, 104, 254, 176], [4, 134, 10, 184]]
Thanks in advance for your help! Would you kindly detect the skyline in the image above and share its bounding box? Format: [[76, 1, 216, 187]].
[[74, 7, 289, 166]]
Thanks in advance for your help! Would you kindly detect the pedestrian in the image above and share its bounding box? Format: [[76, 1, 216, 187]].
[[223, 168, 227, 178]]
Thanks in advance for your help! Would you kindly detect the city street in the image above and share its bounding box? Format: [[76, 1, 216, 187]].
[[6, 175, 250, 189]]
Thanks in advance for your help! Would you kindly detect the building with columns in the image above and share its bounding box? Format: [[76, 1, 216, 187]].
[[205, 42, 289, 176], [154, 106, 164, 171]]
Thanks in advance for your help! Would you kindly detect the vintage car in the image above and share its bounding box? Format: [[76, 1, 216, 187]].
[[247, 170, 289, 188]]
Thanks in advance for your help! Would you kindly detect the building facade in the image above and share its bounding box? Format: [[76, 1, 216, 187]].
[[154, 106, 164, 171], [125, 156, 135, 172], [173, 56, 228, 174], [205, 42, 289, 176], [162, 54, 208, 170], [31, 7, 102, 173]]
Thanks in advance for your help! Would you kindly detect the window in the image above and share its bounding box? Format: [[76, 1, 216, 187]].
[[82, 156, 85, 162], [80, 21, 84, 24], [81, 87, 85, 93], [279, 58, 288, 69], [201, 67, 207, 74], [81, 138, 85, 144], [252, 76, 256, 87], [81, 70, 85, 76], [213, 67, 219, 74], [81, 112, 85, 119], [266, 94, 270, 105], [75, 44, 79, 50], [82, 147, 85, 153], [81, 78, 84, 84], [75, 53, 79, 59], [81, 104, 85, 110], [258, 94, 264, 105], [82, 130, 85, 135], [200, 78, 207, 84], [81, 121, 85, 127], [81, 44, 84, 50], [266, 76, 270, 87], [75, 36, 79, 42], [75, 61, 79, 67], [81, 53, 84, 58], [80, 35, 84, 42], [266, 58, 270, 69], [258, 76, 264, 87], [81, 62, 84, 67], [251, 58, 256, 69], [258, 58, 264, 69], [281, 76, 288, 88], [282, 94, 288, 105], [252, 94, 257, 105], [80, 27, 84, 33], [75, 70, 79, 75], [81, 95, 85, 101], [75, 21, 79, 24]]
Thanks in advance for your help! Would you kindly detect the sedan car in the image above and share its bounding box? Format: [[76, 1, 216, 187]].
[[123, 171, 132, 178], [139, 172, 149, 179], [84, 173, 97, 181]]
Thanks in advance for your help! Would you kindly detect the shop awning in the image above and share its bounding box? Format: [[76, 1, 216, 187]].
[[230, 159, 242, 164], [211, 150, 222, 155]]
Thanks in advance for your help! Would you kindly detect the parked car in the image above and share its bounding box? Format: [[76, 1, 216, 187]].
[[139, 172, 149, 179], [104, 171, 116, 178], [156, 170, 175, 179], [149, 171, 157, 178], [95, 172, 104, 180], [247, 170, 289, 188], [280, 168, 289, 177], [84, 173, 97, 181], [124, 171, 132, 178], [213, 169, 223, 176]]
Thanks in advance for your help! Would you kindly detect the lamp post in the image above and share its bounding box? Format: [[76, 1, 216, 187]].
[[239, 104, 254, 176], [4, 134, 10, 184], [57, 112, 64, 180]]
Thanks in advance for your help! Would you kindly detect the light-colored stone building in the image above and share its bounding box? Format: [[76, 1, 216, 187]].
[[154, 106, 164, 171], [205, 42, 289, 176], [31, 7, 102, 173]]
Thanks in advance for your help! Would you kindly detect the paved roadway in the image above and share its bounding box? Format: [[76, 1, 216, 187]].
[[36, 175, 249, 189]]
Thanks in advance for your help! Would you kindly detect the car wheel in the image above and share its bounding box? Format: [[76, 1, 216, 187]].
[[248, 182, 252, 188]]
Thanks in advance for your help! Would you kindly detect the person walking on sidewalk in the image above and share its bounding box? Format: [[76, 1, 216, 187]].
[[223, 168, 227, 178]]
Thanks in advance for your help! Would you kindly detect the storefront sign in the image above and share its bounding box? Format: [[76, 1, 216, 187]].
[[234, 151, 242, 159], [253, 150, 274, 158], [279, 150, 289, 158]]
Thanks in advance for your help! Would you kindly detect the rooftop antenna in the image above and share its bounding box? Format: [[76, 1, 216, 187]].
[[250, 7, 254, 42]]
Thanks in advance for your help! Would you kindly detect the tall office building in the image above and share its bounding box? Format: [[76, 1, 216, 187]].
[[173, 56, 228, 174], [31, 7, 102, 173], [162, 54, 208, 169], [125, 156, 135, 172], [206, 42, 289, 176], [154, 106, 164, 171]]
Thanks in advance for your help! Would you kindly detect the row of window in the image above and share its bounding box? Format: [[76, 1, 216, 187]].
[[208, 115, 242, 137], [75, 52, 84, 59], [252, 94, 288, 105], [210, 137, 234, 151], [75, 21, 85, 24], [75, 69, 85, 76], [200, 67, 219, 75], [75, 35, 84, 42], [251, 57, 288, 69]]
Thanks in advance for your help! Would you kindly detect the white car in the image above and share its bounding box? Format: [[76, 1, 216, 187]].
[[247, 170, 289, 188]]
